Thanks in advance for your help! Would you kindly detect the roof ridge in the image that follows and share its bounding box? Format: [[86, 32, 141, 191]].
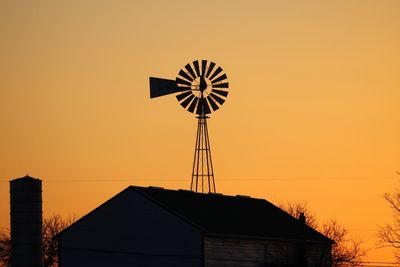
[[130, 186, 208, 233]]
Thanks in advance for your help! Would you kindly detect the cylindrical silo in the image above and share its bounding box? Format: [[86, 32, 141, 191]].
[[10, 175, 43, 267]]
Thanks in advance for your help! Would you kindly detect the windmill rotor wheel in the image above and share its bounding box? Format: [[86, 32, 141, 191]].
[[175, 60, 229, 115]]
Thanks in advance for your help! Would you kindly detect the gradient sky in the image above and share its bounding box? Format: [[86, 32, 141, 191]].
[[1, 0, 399, 263]]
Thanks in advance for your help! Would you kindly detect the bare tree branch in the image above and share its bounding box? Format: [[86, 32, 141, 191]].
[[0, 215, 74, 267], [0, 228, 10, 267], [279, 201, 318, 229], [378, 186, 400, 263], [280, 202, 366, 267], [322, 219, 365, 267]]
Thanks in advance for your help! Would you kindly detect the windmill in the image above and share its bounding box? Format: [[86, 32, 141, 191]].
[[149, 60, 229, 193]]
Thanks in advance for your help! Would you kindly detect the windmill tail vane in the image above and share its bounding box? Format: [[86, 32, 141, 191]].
[[149, 60, 229, 193]]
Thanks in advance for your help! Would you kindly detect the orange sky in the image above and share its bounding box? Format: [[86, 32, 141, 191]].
[[1, 0, 399, 263]]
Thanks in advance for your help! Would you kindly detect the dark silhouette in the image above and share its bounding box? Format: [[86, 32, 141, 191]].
[[57, 186, 332, 266], [280, 201, 366, 266], [378, 180, 400, 264], [0, 229, 11, 266], [10, 176, 43, 267], [43, 215, 75, 267], [0, 214, 74, 267], [149, 60, 229, 193]]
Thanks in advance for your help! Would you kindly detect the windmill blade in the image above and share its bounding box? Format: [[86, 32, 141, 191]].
[[201, 60, 207, 76], [200, 98, 211, 114], [196, 98, 204, 115], [210, 92, 225, 105], [209, 66, 223, 81], [185, 64, 197, 79], [176, 91, 192, 101], [211, 73, 227, 84], [211, 89, 228, 97], [205, 62, 216, 78], [204, 99, 212, 114], [176, 77, 192, 86], [179, 70, 194, 82], [149, 77, 181, 98], [193, 60, 201, 77], [180, 94, 195, 108], [212, 82, 229, 88], [187, 97, 199, 113], [177, 86, 192, 91], [206, 96, 219, 111]]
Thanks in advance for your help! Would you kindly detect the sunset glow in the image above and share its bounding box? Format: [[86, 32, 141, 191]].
[[1, 1, 399, 263]]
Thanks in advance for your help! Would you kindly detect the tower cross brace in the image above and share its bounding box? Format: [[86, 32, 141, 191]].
[[191, 112, 216, 193], [191, 84, 216, 193]]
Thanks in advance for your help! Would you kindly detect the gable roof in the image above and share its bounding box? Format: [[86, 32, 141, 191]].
[[58, 185, 332, 244], [131, 186, 332, 243]]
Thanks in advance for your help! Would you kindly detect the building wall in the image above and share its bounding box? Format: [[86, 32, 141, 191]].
[[204, 235, 331, 267], [59, 189, 203, 267]]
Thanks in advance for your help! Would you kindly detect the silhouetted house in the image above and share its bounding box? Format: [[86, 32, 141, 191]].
[[57, 186, 333, 267]]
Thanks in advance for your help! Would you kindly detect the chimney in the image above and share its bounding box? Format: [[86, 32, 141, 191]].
[[10, 175, 43, 267], [298, 212, 306, 225]]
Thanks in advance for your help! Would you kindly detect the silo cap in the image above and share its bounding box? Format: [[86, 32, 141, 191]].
[[10, 175, 41, 182]]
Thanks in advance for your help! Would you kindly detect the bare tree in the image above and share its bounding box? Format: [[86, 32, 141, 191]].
[[0, 229, 10, 267], [0, 215, 74, 267], [43, 215, 75, 267], [280, 202, 366, 267], [377, 190, 400, 263], [279, 201, 318, 229], [322, 219, 365, 267]]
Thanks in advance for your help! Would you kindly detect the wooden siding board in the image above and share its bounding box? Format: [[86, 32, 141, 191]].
[[204, 235, 331, 267]]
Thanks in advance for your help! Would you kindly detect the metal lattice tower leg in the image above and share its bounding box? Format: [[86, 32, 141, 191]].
[[150, 60, 229, 193], [191, 114, 216, 193]]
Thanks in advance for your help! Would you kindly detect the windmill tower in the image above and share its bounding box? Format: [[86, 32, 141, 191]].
[[149, 60, 229, 193]]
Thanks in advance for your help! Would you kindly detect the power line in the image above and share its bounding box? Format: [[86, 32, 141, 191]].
[[0, 176, 398, 183]]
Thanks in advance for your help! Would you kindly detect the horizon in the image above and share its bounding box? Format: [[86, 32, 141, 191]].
[[1, 1, 399, 264]]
